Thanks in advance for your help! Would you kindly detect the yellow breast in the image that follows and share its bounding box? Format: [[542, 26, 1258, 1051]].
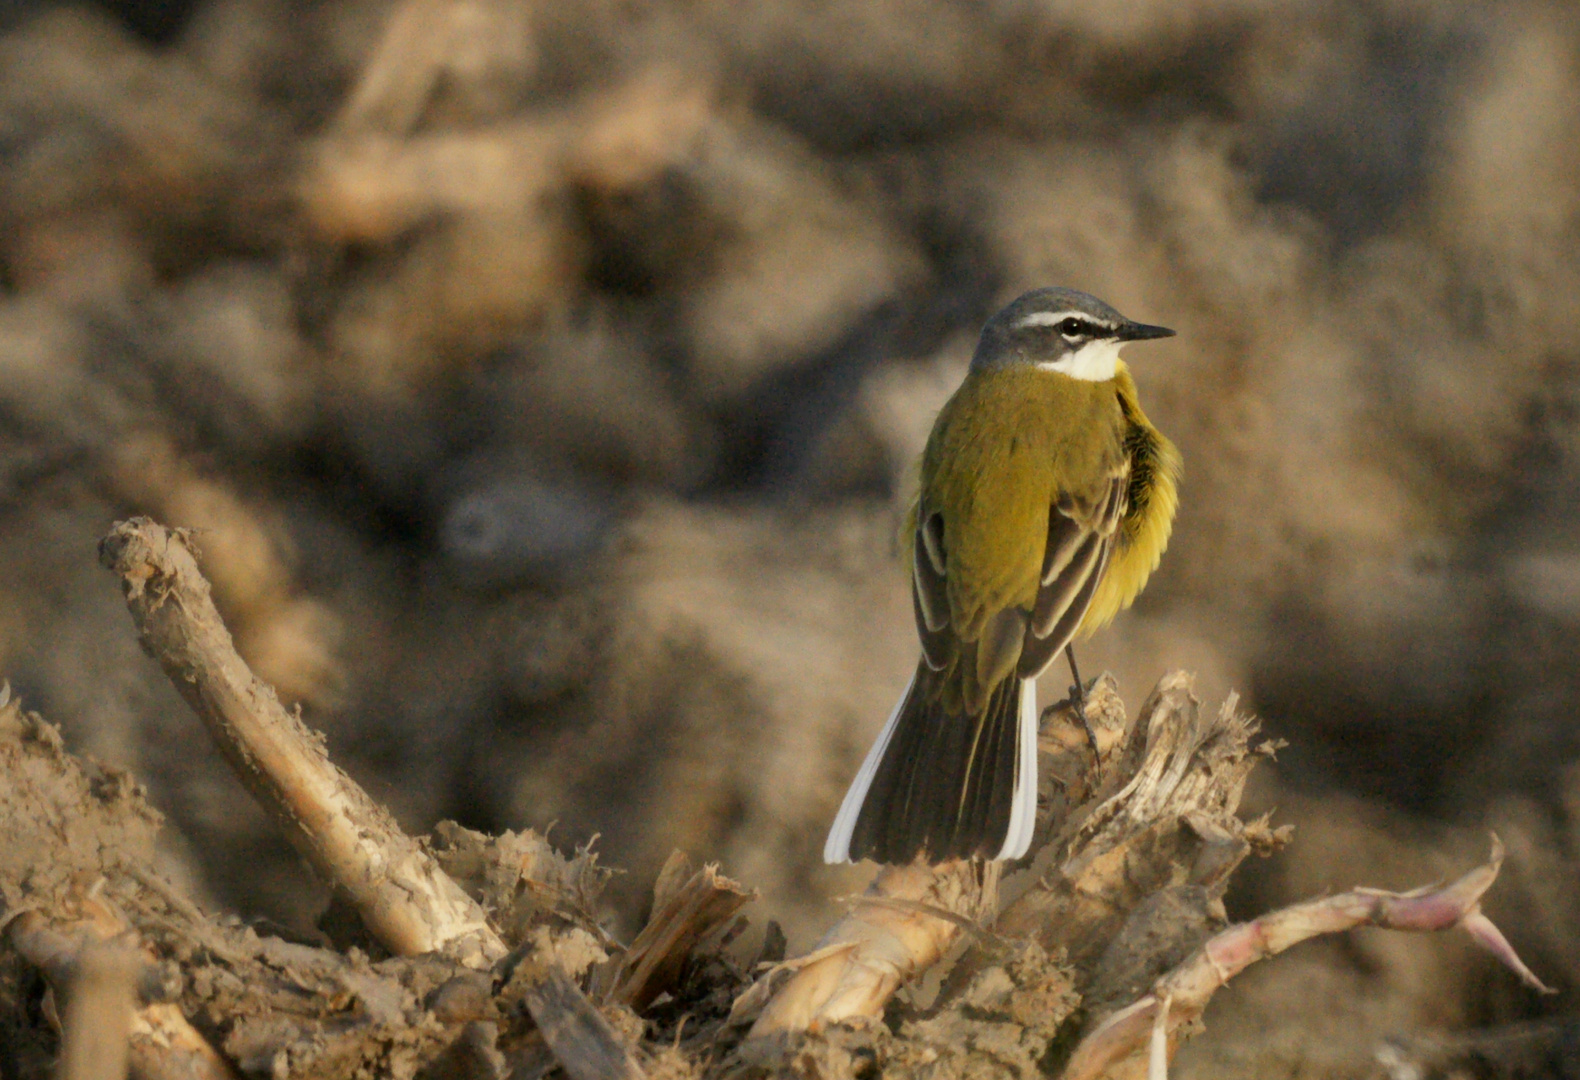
[[1077, 363, 1181, 636]]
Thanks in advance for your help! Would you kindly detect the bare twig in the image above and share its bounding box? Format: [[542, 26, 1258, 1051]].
[[1060, 838, 1552, 1080], [99, 517, 505, 966]]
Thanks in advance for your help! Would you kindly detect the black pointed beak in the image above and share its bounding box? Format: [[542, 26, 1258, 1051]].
[[1117, 321, 1176, 342]]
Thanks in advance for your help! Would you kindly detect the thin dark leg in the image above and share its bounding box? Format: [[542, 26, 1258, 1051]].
[[1064, 644, 1085, 703], [1065, 644, 1100, 756]]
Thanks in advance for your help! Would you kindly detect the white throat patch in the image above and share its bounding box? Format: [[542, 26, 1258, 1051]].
[[1037, 339, 1123, 381]]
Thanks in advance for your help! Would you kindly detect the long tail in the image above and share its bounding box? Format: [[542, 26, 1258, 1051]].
[[823, 662, 1038, 864]]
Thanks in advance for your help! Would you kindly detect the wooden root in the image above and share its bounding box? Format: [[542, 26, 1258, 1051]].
[[744, 671, 1280, 1040], [98, 517, 505, 966], [744, 859, 1000, 1036], [1060, 837, 1553, 1080]]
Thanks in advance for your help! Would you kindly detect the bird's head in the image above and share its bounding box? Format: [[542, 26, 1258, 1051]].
[[972, 287, 1175, 381]]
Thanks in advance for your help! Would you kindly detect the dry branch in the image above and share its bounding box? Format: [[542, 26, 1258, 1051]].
[[1060, 838, 1552, 1080], [98, 517, 505, 967]]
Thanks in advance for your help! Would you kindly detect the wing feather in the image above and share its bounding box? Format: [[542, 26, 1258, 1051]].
[[910, 463, 1130, 684], [1040, 501, 1087, 588], [912, 511, 953, 670], [1017, 471, 1129, 679]]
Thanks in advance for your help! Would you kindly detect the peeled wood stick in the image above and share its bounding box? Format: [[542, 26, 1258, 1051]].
[[8, 908, 237, 1080], [99, 518, 504, 966], [1060, 838, 1552, 1080], [745, 859, 999, 1035]]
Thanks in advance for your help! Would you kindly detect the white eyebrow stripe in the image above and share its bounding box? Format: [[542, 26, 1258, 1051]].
[[1014, 310, 1114, 332]]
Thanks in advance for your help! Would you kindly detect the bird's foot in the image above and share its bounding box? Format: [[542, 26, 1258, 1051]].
[[1061, 644, 1098, 757], [1074, 685, 1102, 758]]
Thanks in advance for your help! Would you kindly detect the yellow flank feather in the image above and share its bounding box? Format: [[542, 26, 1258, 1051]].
[[1078, 361, 1181, 635]]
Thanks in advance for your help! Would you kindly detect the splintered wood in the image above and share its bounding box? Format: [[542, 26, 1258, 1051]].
[[745, 672, 1283, 1041], [997, 674, 1288, 973], [738, 672, 1548, 1080], [603, 851, 757, 1011]]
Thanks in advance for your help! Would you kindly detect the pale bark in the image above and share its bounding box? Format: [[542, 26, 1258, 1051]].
[[1060, 838, 1552, 1080], [745, 857, 1000, 1035], [99, 517, 505, 966]]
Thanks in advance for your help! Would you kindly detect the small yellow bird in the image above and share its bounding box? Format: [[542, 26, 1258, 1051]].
[[824, 287, 1181, 865]]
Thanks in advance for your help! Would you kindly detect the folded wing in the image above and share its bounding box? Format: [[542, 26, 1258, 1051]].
[[1016, 469, 1129, 679]]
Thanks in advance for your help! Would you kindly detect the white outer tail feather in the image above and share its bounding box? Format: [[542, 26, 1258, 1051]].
[[822, 672, 1040, 864], [995, 677, 1039, 860], [823, 670, 916, 864]]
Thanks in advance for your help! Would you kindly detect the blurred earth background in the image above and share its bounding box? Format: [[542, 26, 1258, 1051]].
[[2, 0, 1580, 1074]]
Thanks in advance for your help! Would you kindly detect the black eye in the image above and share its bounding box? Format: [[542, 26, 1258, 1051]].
[[1058, 317, 1087, 336]]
